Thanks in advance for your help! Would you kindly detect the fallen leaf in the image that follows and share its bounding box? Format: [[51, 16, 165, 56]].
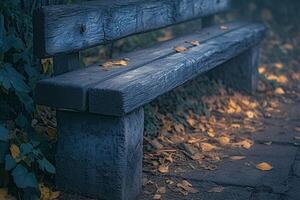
[[217, 136, 230, 146], [46, 127, 57, 141], [175, 46, 187, 53], [294, 136, 300, 140], [233, 139, 253, 149], [207, 129, 215, 138], [190, 40, 200, 46], [157, 187, 166, 194], [200, 143, 218, 152], [158, 165, 169, 174], [174, 124, 185, 133], [10, 144, 20, 160], [258, 66, 267, 74], [208, 186, 224, 193], [101, 59, 129, 70], [39, 184, 60, 200], [220, 25, 229, 30], [0, 188, 7, 199], [256, 162, 273, 171], [166, 179, 174, 185], [186, 117, 196, 128], [231, 123, 241, 129], [229, 156, 246, 160], [246, 111, 255, 119], [275, 87, 285, 95], [177, 180, 198, 194], [264, 141, 273, 145], [274, 63, 283, 69], [294, 127, 300, 132], [153, 194, 161, 200]]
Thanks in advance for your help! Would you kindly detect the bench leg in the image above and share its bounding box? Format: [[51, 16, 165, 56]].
[[55, 108, 144, 200], [208, 46, 260, 93]]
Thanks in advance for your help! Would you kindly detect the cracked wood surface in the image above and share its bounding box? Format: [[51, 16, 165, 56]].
[[33, 0, 230, 57]]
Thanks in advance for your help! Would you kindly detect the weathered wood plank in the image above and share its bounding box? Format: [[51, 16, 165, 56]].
[[56, 107, 144, 199], [33, 0, 230, 57], [53, 52, 80, 75], [89, 23, 266, 116], [35, 22, 245, 111]]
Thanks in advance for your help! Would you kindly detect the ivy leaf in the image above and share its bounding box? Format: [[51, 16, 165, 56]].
[[16, 92, 34, 113], [38, 158, 56, 174], [0, 69, 11, 90], [20, 143, 33, 155], [12, 164, 38, 188], [4, 64, 30, 93], [5, 154, 17, 171], [0, 124, 8, 142]]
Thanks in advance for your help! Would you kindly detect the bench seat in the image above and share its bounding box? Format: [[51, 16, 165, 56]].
[[36, 22, 266, 116]]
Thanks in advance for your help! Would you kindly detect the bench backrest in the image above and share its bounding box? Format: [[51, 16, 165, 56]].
[[33, 0, 231, 59]]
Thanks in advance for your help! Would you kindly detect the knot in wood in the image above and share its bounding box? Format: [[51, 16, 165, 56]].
[[80, 24, 86, 34]]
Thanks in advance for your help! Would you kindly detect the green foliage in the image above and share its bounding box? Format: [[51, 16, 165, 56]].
[[0, 0, 55, 198]]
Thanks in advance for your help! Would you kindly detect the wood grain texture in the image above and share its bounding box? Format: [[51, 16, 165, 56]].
[[35, 22, 245, 111], [56, 108, 144, 199], [53, 52, 80, 75], [33, 0, 230, 57], [89, 23, 266, 116]]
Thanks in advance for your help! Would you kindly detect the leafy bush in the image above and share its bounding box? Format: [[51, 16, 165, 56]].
[[0, 0, 56, 198]]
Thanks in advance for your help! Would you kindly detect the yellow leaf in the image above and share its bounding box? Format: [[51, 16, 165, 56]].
[[41, 59, 53, 74], [231, 123, 241, 129], [233, 139, 253, 149], [274, 62, 283, 69], [10, 144, 20, 160], [256, 162, 273, 171], [175, 46, 187, 53], [217, 136, 230, 146], [200, 143, 218, 152], [229, 156, 246, 160], [158, 165, 169, 174], [101, 59, 129, 70], [258, 66, 266, 74], [246, 111, 255, 119], [208, 186, 224, 193], [275, 87, 285, 95]]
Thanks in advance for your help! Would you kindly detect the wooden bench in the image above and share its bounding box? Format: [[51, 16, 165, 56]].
[[33, 0, 266, 199]]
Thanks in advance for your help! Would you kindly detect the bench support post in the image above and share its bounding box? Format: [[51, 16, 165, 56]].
[[55, 108, 144, 200], [208, 46, 260, 93]]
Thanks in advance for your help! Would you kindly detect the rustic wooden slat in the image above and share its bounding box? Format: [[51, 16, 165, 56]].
[[33, 0, 230, 58], [34, 22, 246, 111], [89, 23, 266, 116], [53, 52, 80, 75]]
